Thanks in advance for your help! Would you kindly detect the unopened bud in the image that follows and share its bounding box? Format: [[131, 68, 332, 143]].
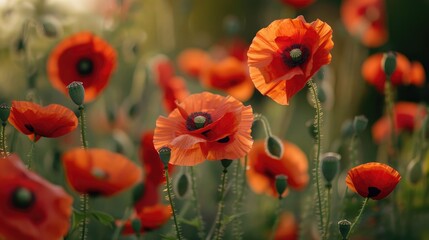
[[382, 51, 397, 77], [131, 218, 142, 235], [67, 81, 85, 106], [353, 115, 368, 134], [321, 152, 341, 187], [265, 136, 283, 159], [338, 219, 351, 239], [158, 146, 171, 168], [175, 172, 190, 198], [275, 175, 288, 199], [0, 103, 11, 122], [39, 16, 61, 38]]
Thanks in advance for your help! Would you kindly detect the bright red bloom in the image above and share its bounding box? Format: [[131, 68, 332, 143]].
[[274, 212, 299, 240], [341, 0, 388, 47], [120, 204, 172, 235], [0, 154, 72, 240], [362, 53, 426, 92], [201, 57, 254, 102], [372, 102, 426, 144], [8, 101, 78, 142], [247, 16, 334, 105], [280, 0, 315, 8], [62, 148, 142, 197], [154, 92, 254, 166], [346, 162, 401, 200], [247, 140, 309, 198], [177, 48, 211, 78], [47, 31, 117, 102]]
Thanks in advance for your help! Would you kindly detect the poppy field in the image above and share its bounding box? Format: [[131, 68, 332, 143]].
[[0, 0, 429, 239]]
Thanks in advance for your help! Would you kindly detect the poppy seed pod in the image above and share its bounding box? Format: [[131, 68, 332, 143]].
[[67, 81, 85, 106], [158, 147, 171, 168], [275, 175, 288, 199], [221, 159, 233, 170], [0, 103, 10, 122], [353, 115, 368, 134], [265, 136, 284, 159], [321, 152, 341, 187], [338, 219, 351, 239], [382, 51, 397, 77]]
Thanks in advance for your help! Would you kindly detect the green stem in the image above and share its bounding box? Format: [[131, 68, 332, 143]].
[[348, 134, 358, 167], [308, 80, 324, 235], [214, 167, 229, 240], [384, 77, 396, 164], [1, 122, 7, 156], [269, 200, 282, 240], [190, 166, 205, 238], [323, 186, 331, 240], [346, 197, 369, 239], [79, 106, 89, 149], [78, 105, 89, 240], [254, 114, 273, 137], [26, 136, 36, 169], [165, 168, 182, 240]]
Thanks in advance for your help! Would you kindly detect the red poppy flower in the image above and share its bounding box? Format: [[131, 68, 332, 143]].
[[62, 148, 142, 197], [120, 204, 172, 235], [201, 57, 254, 102], [47, 31, 117, 102], [8, 101, 78, 142], [274, 212, 298, 240], [362, 53, 426, 92], [372, 102, 426, 144], [341, 0, 388, 47], [247, 16, 334, 105], [177, 48, 211, 78], [346, 162, 401, 200], [247, 140, 309, 198], [0, 154, 72, 240], [140, 131, 175, 185], [154, 92, 254, 166], [280, 0, 315, 8]]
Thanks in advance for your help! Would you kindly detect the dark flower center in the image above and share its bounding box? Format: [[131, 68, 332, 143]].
[[367, 186, 381, 198], [11, 187, 35, 210], [282, 44, 310, 68], [217, 136, 230, 143], [76, 58, 94, 76], [186, 112, 212, 131]]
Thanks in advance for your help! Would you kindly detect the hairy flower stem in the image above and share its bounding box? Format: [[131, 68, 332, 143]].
[[308, 80, 324, 235], [1, 122, 7, 156], [253, 113, 273, 137], [269, 199, 282, 240], [165, 168, 183, 240], [346, 197, 369, 239], [214, 167, 229, 240], [78, 105, 89, 240], [190, 166, 205, 238], [323, 186, 332, 240], [26, 136, 36, 169], [384, 77, 396, 164], [231, 156, 248, 239]]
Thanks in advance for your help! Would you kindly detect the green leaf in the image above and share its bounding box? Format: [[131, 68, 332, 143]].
[[159, 234, 177, 240], [71, 209, 86, 231], [178, 217, 200, 228], [90, 210, 115, 228]]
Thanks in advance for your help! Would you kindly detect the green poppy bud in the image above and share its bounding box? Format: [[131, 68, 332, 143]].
[[321, 152, 341, 187], [0, 103, 11, 122], [382, 51, 397, 77], [265, 135, 283, 159], [353, 115, 368, 134], [131, 218, 142, 235], [275, 175, 288, 199], [67, 81, 85, 106], [158, 146, 171, 168], [175, 172, 190, 198], [221, 159, 233, 170], [338, 219, 351, 240]]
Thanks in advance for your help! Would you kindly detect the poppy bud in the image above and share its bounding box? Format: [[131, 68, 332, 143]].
[[175, 172, 190, 198], [39, 16, 61, 38], [321, 152, 341, 187], [341, 119, 354, 139], [353, 115, 368, 134], [306, 119, 317, 140], [382, 51, 397, 77], [0, 103, 10, 122], [131, 218, 142, 235], [132, 183, 145, 205], [265, 135, 283, 159], [67, 81, 85, 106], [275, 175, 288, 199], [338, 219, 351, 239], [407, 159, 423, 185], [158, 146, 171, 168], [11, 187, 35, 210], [221, 159, 233, 170]]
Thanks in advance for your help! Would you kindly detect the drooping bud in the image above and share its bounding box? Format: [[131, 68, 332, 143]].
[[175, 172, 190, 198], [158, 146, 171, 168], [0, 103, 11, 122], [67, 81, 85, 106], [407, 159, 423, 185], [39, 16, 62, 38], [11, 187, 35, 210], [275, 175, 288, 199], [338, 219, 351, 240], [382, 51, 397, 77], [131, 218, 142, 235], [321, 152, 341, 187], [265, 135, 283, 159], [353, 115, 368, 135]]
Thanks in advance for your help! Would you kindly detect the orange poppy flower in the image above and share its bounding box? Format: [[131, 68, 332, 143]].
[[8, 101, 78, 142], [177, 48, 211, 78], [47, 31, 117, 102], [247, 140, 309, 198], [280, 0, 315, 8], [62, 148, 142, 197], [120, 204, 172, 235], [247, 16, 334, 105], [154, 92, 253, 166], [341, 0, 388, 47], [140, 131, 175, 185], [0, 154, 72, 240], [372, 102, 426, 144], [362, 53, 426, 92], [201, 57, 254, 102], [273, 212, 298, 240], [346, 162, 401, 200]]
